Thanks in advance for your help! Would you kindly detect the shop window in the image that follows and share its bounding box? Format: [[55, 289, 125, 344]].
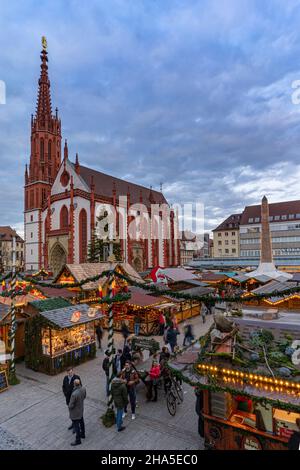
[[41, 324, 95, 357]]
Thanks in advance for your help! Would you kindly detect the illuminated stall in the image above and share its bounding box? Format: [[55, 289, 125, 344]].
[[168, 314, 300, 450], [25, 304, 103, 375]]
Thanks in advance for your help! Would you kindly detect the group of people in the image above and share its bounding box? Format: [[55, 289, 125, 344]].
[[62, 367, 86, 446], [110, 345, 173, 432], [159, 311, 197, 351], [61, 312, 198, 443]]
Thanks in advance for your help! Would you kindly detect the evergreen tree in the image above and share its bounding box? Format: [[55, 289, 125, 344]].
[[87, 209, 122, 262]]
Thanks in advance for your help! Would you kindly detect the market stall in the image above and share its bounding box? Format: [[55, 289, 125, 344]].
[[168, 312, 300, 450], [25, 304, 103, 375], [101, 288, 169, 336]]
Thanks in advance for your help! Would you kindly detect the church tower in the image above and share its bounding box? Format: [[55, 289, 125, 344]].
[[24, 37, 62, 271]]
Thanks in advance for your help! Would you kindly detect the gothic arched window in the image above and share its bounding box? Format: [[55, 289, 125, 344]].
[[40, 139, 44, 162], [48, 140, 52, 161], [60, 205, 69, 229], [79, 209, 87, 263]]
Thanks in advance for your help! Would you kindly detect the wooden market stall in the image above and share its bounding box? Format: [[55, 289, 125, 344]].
[[25, 304, 103, 375], [0, 289, 47, 361], [54, 262, 143, 303], [101, 287, 170, 336], [243, 279, 300, 310], [168, 312, 300, 450]]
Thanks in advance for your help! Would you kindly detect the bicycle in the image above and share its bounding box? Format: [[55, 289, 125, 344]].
[[166, 375, 183, 416]]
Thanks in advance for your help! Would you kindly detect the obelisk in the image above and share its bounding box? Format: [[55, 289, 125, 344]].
[[260, 195, 273, 263], [245, 196, 292, 279]]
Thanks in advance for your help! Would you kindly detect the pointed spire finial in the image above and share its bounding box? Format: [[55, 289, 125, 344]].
[[36, 37, 52, 123], [75, 153, 80, 175], [64, 139, 68, 160], [42, 36, 47, 51]]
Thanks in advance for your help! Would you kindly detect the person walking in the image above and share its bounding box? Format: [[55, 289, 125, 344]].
[[158, 312, 166, 336], [121, 321, 130, 347], [121, 361, 139, 420], [133, 314, 141, 336], [166, 325, 180, 353], [159, 346, 170, 364], [95, 323, 103, 350], [201, 303, 207, 324], [146, 360, 161, 402], [68, 379, 86, 446], [183, 324, 194, 347], [62, 367, 81, 433], [111, 373, 128, 432], [102, 350, 110, 396]]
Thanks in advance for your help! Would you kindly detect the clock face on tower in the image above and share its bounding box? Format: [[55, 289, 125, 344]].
[[60, 170, 70, 187]]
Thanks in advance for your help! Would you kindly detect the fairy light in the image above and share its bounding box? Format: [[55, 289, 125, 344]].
[[197, 363, 300, 392]]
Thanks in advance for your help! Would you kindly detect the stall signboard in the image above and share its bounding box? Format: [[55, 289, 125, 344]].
[[70, 311, 81, 323], [0, 369, 8, 393], [131, 337, 160, 354], [241, 435, 262, 450]]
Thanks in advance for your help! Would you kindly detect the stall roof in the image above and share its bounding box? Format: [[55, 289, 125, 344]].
[[199, 272, 227, 282], [54, 262, 144, 291], [36, 285, 76, 299], [127, 289, 166, 307], [0, 293, 44, 307], [182, 279, 210, 287], [29, 297, 71, 312], [177, 286, 215, 296], [0, 303, 10, 322], [168, 342, 300, 411], [251, 280, 298, 295], [161, 268, 200, 282], [39, 304, 103, 329]]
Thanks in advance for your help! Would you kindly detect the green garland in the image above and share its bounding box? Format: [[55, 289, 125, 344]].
[[113, 270, 300, 303], [11, 268, 300, 303], [166, 363, 300, 413], [0, 271, 12, 283]]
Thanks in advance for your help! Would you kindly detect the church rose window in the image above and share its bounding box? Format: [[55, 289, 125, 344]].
[[60, 170, 70, 187]]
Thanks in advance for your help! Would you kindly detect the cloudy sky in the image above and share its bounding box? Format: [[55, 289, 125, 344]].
[[1, 0, 300, 238]]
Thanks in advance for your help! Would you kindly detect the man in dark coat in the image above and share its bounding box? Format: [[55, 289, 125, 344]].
[[166, 326, 180, 352], [95, 323, 103, 350], [111, 373, 128, 432], [120, 361, 139, 420], [195, 389, 204, 437], [68, 379, 86, 446], [288, 418, 300, 450], [62, 367, 81, 432], [102, 350, 110, 396], [121, 322, 130, 346]]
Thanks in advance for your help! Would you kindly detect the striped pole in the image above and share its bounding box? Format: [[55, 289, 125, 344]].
[[9, 236, 17, 382], [107, 267, 115, 410]]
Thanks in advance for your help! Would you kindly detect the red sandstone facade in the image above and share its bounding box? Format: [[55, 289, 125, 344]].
[[24, 42, 179, 274]]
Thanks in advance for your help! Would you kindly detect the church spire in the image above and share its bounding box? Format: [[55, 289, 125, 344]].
[[36, 36, 52, 126]]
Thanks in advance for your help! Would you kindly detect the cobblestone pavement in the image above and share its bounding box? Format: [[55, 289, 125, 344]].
[[0, 315, 213, 450]]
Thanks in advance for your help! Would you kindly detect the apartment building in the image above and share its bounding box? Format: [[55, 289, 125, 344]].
[[239, 200, 300, 258], [212, 214, 241, 258], [0, 226, 24, 272]]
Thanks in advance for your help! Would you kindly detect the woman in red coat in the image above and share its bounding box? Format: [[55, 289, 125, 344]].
[[146, 361, 161, 402]]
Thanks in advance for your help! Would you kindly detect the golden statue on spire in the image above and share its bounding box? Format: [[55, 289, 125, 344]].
[[42, 36, 47, 51]]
